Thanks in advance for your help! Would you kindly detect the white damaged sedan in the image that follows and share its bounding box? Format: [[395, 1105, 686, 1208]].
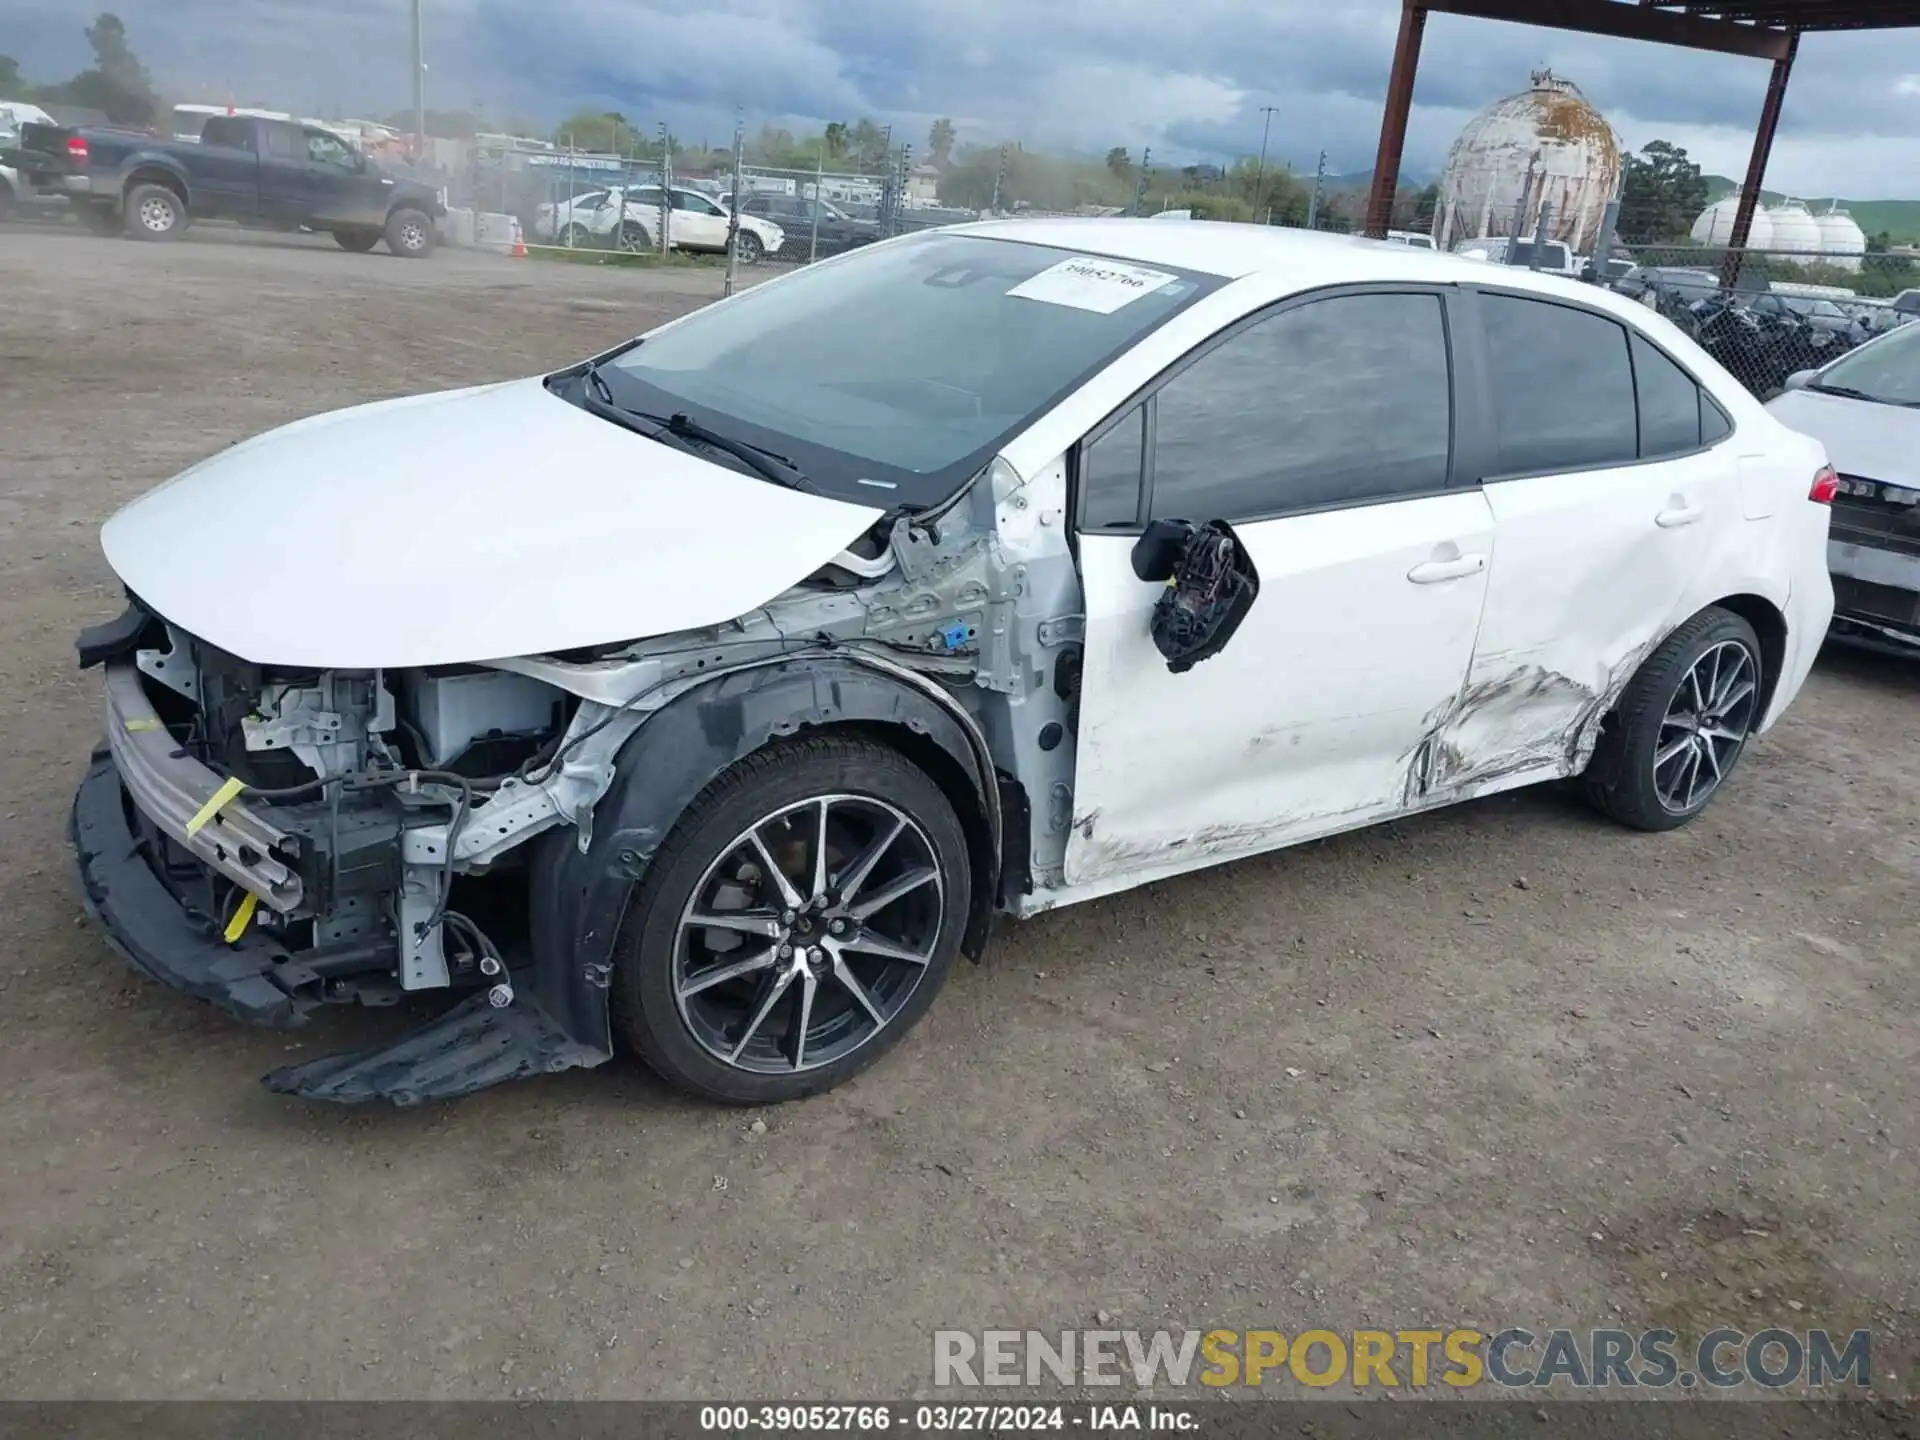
[[71, 220, 1835, 1105]]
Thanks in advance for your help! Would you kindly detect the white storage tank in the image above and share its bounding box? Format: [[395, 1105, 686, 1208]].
[[1814, 204, 1867, 272], [1691, 195, 1773, 250], [1435, 70, 1622, 254], [1767, 200, 1824, 256]]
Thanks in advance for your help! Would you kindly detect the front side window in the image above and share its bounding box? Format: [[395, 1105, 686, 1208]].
[[1149, 292, 1453, 522], [1081, 405, 1147, 529], [1482, 294, 1637, 476], [305, 131, 356, 169], [674, 190, 723, 215], [596, 234, 1221, 508]]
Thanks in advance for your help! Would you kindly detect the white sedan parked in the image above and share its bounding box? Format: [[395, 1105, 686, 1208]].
[[533, 184, 783, 261], [71, 222, 1834, 1107]]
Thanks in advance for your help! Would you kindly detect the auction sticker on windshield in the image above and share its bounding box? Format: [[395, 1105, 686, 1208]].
[[1009, 256, 1178, 313]]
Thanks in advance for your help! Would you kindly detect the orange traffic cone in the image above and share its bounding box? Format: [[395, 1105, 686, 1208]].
[[510, 219, 528, 258]]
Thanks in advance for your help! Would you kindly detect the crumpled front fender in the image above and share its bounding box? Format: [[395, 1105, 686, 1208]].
[[527, 654, 1001, 1058]]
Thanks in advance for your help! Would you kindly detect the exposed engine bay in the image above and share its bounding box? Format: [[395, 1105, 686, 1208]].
[[71, 451, 1086, 1099]]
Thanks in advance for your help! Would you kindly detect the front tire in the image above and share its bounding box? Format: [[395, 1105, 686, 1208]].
[[124, 183, 186, 240], [612, 735, 971, 1104], [1582, 607, 1764, 832], [333, 228, 380, 252], [732, 230, 765, 265], [384, 207, 434, 258], [617, 221, 652, 254]]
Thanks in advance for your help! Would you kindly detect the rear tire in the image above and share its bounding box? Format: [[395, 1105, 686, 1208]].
[[611, 735, 970, 1105], [384, 207, 434, 258], [124, 183, 186, 241], [333, 228, 380, 252], [1581, 606, 1765, 832]]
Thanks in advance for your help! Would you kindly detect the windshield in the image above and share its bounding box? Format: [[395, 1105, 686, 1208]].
[[1812, 321, 1920, 406], [593, 232, 1222, 507]]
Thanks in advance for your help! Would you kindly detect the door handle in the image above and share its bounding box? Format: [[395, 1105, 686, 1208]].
[[1406, 554, 1488, 585], [1655, 502, 1704, 528]]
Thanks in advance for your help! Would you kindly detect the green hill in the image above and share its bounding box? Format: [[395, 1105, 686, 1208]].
[[1702, 175, 1920, 243]]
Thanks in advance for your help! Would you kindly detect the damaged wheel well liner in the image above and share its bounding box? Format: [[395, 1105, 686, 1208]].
[[527, 655, 1002, 1059]]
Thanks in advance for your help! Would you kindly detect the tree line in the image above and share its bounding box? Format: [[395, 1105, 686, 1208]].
[[0, 13, 159, 126]]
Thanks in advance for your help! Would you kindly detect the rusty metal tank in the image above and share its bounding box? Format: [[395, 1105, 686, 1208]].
[[1434, 71, 1623, 254]]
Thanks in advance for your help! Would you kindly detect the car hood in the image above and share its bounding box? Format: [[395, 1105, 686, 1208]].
[[101, 378, 885, 670], [1766, 387, 1920, 486]]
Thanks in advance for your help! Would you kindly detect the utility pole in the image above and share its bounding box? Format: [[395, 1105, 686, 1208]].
[[1133, 146, 1152, 216], [409, 0, 426, 155], [1306, 149, 1328, 230], [1253, 105, 1279, 217], [657, 121, 672, 258], [724, 107, 744, 297], [990, 144, 1008, 215]]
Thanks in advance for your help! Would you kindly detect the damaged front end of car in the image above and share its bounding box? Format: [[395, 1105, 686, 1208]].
[[70, 451, 1078, 1105]]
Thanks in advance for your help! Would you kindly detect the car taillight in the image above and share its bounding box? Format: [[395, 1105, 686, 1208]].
[[1809, 465, 1840, 505], [66, 136, 89, 162]]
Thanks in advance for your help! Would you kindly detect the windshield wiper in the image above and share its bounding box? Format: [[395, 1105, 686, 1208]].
[[567, 361, 821, 493], [1808, 382, 1919, 407]]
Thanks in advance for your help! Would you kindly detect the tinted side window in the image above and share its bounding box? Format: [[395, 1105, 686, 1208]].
[[1081, 405, 1146, 529], [1149, 293, 1452, 522], [1483, 295, 1637, 475], [1632, 334, 1702, 457], [1700, 391, 1733, 444], [264, 125, 302, 161]]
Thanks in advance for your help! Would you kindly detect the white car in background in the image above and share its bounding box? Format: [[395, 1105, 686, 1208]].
[[70, 222, 1834, 1108], [0, 100, 59, 220], [534, 185, 784, 262]]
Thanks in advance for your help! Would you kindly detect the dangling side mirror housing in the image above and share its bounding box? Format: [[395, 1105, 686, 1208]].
[[1135, 519, 1261, 674]]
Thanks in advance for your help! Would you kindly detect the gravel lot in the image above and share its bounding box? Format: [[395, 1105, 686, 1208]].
[[0, 224, 1915, 1402]]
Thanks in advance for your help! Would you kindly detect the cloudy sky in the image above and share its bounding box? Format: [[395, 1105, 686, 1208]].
[[11, 0, 1920, 195]]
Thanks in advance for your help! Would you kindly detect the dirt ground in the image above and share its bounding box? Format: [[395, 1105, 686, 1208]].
[[0, 223, 1915, 1403]]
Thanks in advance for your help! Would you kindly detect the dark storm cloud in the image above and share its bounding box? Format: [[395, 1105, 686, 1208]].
[[9, 0, 1920, 191]]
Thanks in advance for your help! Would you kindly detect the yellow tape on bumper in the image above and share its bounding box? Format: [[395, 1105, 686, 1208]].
[[223, 890, 260, 943], [185, 775, 246, 837]]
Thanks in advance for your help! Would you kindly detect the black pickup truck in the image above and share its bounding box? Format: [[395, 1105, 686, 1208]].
[[17, 113, 445, 256]]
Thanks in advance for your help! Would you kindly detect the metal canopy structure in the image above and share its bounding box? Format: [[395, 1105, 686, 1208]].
[[1363, 0, 1920, 262]]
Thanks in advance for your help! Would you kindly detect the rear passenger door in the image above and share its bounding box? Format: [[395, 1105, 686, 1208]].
[[1437, 289, 1741, 795], [1064, 287, 1496, 886], [256, 122, 309, 222]]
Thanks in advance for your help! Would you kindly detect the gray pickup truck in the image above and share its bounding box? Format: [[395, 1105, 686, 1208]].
[[16, 113, 444, 256]]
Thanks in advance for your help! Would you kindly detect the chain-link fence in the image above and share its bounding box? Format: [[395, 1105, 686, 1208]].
[[1576, 244, 1920, 400]]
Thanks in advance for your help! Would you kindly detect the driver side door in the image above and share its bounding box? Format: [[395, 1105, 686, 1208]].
[[302, 127, 387, 228], [1063, 287, 1495, 887]]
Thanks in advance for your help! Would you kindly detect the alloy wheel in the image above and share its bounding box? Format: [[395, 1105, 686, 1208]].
[[673, 795, 945, 1075], [1654, 639, 1758, 813]]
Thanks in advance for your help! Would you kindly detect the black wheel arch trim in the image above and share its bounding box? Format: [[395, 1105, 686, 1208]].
[[527, 652, 1004, 1059]]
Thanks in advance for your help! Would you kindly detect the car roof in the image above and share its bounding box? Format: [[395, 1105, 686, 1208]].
[[949, 217, 1642, 310]]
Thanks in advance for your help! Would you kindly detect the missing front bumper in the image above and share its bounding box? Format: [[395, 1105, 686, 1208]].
[[71, 749, 612, 1103], [71, 748, 315, 1028]]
